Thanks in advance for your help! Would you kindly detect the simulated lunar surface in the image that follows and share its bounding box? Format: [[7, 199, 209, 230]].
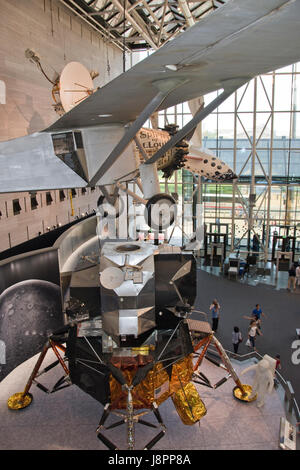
[[0, 279, 63, 381]]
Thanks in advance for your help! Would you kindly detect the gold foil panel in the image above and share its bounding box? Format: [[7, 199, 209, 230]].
[[109, 361, 170, 409], [172, 382, 207, 425], [170, 354, 194, 394]]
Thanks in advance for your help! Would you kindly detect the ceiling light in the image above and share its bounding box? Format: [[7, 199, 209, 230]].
[[165, 64, 178, 71], [98, 113, 112, 118]]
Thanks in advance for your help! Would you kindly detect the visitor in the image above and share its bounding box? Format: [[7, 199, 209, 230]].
[[247, 319, 262, 352], [232, 326, 242, 354], [287, 264, 297, 292], [209, 299, 221, 332], [274, 354, 281, 387], [275, 354, 281, 371], [252, 233, 260, 256], [251, 303, 266, 329], [296, 264, 300, 287]]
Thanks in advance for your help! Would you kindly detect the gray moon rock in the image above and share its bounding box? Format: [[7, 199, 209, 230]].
[[0, 279, 63, 381]]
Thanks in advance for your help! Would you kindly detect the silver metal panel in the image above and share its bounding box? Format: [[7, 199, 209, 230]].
[[171, 260, 192, 282], [139, 163, 161, 199], [46, 0, 300, 131], [81, 125, 137, 185], [54, 217, 98, 272], [102, 310, 119, 337], [119, 309, 139, 336], [114, 270, 153, 297], [0, 133, 86, 192], [101, 242, 156, 267], [119, 307, 155, 336], [70, 265, 100, 288]]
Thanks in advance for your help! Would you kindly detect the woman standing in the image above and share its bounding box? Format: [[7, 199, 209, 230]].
[[232, 326, 242, 354], [210, 299, 221, 332]]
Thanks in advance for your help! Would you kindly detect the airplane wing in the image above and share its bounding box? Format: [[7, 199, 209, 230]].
[[0, 0, 300, 192], [46, 0, 300, 131]]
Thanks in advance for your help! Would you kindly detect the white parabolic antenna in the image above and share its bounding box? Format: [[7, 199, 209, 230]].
[[59, 62, 94, 112]]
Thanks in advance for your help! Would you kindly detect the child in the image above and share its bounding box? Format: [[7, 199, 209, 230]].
[[274, 354, 281, 387], [232, 326, 242, 354], [247, 319, 262, 351]]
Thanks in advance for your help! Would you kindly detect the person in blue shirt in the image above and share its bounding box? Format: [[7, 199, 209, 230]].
[[243, 304, 266, 329], [210, 299, 221, 332], [252, 304, 263, 320], [244, 304, 266, 329]]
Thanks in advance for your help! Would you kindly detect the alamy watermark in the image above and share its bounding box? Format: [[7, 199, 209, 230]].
[[0, 340, 6, 365], [96, 196, 205, 246], [291, 340, 300, 365], [0, 80, 6, 105]]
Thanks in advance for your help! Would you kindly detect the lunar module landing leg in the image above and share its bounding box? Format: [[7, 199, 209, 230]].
[[7, 327, 71, 410], [97, 397, 166, 451], [188, 319, 256, 402]]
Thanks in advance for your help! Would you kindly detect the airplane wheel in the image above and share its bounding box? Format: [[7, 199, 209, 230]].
[[97, 195, 123, 219], [145, 193, 177, 231], [232, 384, 257, 402], [7, 392, 33, 410]]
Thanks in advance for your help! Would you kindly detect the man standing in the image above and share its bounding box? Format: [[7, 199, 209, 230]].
[[210, 299, 221, 332], [252, 304, 266, 325], [287, 264, 297, 292], [243, 303, 266, 330]]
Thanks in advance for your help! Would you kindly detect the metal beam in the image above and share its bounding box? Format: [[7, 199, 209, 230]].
[[178, 0, 195, 27], [109, 0, 159, 49], [157, 0, 168, 46], [145, 85, 241, 165], [58, 0, 127, 51]]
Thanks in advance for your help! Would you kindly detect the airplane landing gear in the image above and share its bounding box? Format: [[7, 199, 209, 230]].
[[145, 193, 177, 231]]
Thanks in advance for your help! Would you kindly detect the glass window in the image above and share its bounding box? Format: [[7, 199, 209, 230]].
[[273, 113, 290, 138], [13, 199, 21, 215], [31, 195, 38, 210], [274, 74, 292, 111], [237, 80, 254, 112], [257, 75, 273, 111], [46, 192, 53, 205]]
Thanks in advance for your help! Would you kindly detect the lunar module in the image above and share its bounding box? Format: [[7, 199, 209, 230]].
[[8, 238, 255, 450]]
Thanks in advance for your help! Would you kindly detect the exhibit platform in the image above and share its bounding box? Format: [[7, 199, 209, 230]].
[[0, 350, 297, 450]]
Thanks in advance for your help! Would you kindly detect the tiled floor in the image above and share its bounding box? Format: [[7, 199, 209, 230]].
[[0, 351, 284, 450]]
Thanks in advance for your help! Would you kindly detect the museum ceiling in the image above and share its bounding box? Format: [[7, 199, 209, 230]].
[[59, 0, 227, 51]]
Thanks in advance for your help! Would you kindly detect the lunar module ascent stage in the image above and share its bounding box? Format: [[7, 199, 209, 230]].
[[8, 238, 255, 450]]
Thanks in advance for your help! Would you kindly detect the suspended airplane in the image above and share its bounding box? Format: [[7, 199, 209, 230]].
[[2, 0, 300, 450]]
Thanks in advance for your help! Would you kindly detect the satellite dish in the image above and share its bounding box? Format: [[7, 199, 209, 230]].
[[100, 267, 124, 290], [59, 62, 95, 113]]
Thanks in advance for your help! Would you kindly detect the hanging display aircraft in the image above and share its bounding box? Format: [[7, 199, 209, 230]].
[[2, 0, 300, 450]]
